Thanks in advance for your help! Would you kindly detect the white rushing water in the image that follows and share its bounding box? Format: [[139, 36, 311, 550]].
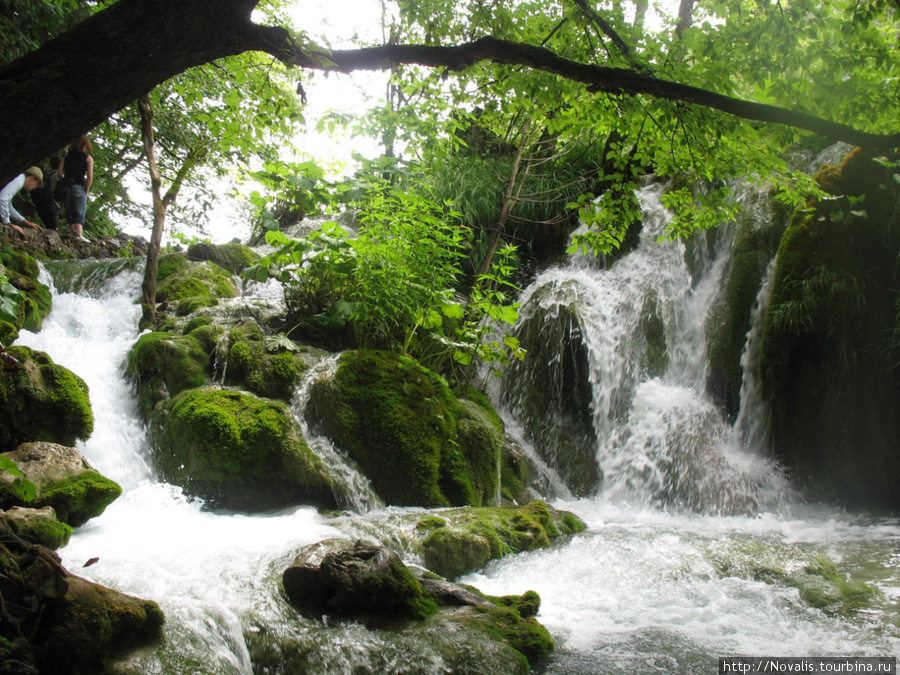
[[14, 183, 900, 672]]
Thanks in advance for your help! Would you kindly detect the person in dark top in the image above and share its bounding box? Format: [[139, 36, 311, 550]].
[[62, 134, 93, 242], [31, 156, 61, 230]]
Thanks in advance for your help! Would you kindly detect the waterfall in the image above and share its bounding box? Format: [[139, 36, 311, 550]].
[[496, 182, 790, 513], [290, 354, 384, 513]]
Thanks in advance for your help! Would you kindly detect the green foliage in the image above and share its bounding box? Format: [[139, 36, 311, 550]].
[[0, 276, 22, 326], [245, 183, 522, 380], [0, 458, 35, 503]]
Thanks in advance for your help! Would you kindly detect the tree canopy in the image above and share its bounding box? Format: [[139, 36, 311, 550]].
[[2, 0, 899, 241]]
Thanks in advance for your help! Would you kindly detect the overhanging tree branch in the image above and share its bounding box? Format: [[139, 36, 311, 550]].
[[1, 0, 897, 188], [310, 37, 900, 151]]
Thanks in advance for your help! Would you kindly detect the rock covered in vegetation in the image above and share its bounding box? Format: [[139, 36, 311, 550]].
[[127, 321, 324, 417], [222, 322, 324, 401], [0, 347, 93, 454], [280, 540, 553, 672], [760, 148, 900, 508], [416, 501, 587, 579], [704, 187, 786, 420], [283, 540, 438, 622], [0, 442, 121, 527], [0, 225, 148, 263], [187, 240, 260, 275], [0, 518, 163, 675], [707, 537, 873, 609], [149, 386, 337, 511], [0, 244, 52, 340], [127, 328, 214, 418], [307, 350, 503, 507], [155, 251, 238, 315], [0, 505, 73, 550]]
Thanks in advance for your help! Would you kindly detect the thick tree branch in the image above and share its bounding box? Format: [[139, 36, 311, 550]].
[[306, 37, 900, 151], [1, 0, 897, 188]]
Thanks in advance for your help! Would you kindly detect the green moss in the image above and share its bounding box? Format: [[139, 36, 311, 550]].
[[308, 350, 465, 507], [224, 327, 312, 402], [416, 515, 448, 531], [187, 242, 260, 275], [420, 501, 587, 579], [34, 576, 164, 674], [708, 538, 874, 610], [0, 347, 93, 453], [182, 316, 214, 334], [12, 516, 73, 550], [0, 320, 18, 344], [175, 295, 219, 316], [155, 252, 237, 303], [451, 600, 554, 666], [35, 472, 122, 528], [151, 387, 336, 510], [0, 246, 52, 333], [126, 331, 210, 418]]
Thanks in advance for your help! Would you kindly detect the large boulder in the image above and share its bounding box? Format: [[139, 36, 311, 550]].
[[186, 241, 260, 276], [149, 387, 337, 511], [126, 328, 214, 418], [760, 148, 900, 508], [307, 350, 503, 507], [280, 540, 553, 672], [0, 442, 122, 527], [0, 349, 93, 455], [283, 540, 437, 622], [222, 321, 325, 402], [155, 252, 238, 315]]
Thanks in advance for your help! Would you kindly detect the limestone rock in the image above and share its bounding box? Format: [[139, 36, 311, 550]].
[[0, 442, 121, 527]]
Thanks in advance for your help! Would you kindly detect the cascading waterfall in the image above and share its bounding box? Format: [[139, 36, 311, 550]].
[[497, 182, 789, 513], [11, 175, 900, 674]]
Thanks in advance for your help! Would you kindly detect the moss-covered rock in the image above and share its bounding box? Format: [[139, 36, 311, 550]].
[[0, 443, 121, 527], [0, 245, 52, 333], [34, 575, 164, 675], [155, 252, 237, 304], [307, 350, 504, 507], [126, 329, 214, 418], [150, 387, 337, 511], [418, 501, 587, 579], [187, 241, 260, 276], [284, 541, 438, 623], [281, 540, 553, 671], [1, 506, 73, 550], [708, 537, 874, 609], [759, 147, 900, 508], [0, 347, 93, 454], [223, 322, 325, 402]]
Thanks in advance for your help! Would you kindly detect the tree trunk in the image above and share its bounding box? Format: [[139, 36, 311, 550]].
[[138, 94, 166, 330]]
